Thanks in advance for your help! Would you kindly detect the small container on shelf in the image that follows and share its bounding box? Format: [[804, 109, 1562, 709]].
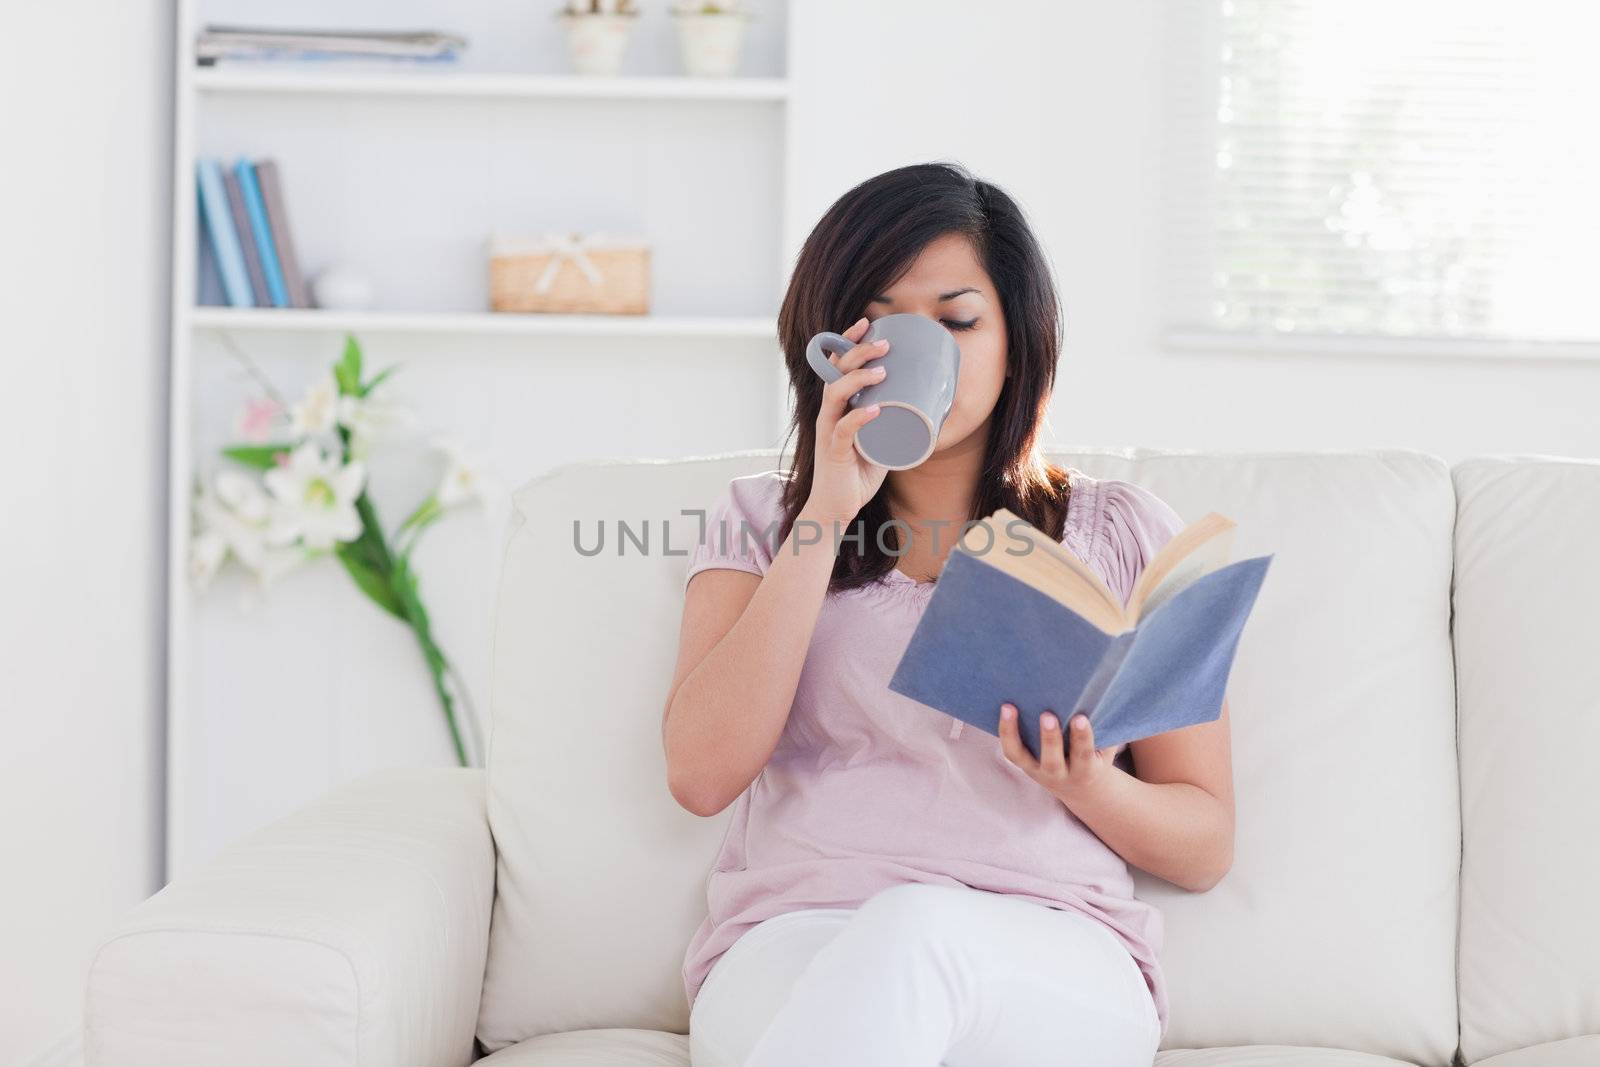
[[488, 232, 652, 315], [671, 1, 753, 78], [556, 0, 640, 77]]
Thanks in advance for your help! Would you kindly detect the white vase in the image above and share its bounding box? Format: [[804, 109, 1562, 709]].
[[309, 264, 375, 311], [672, 11, 749, 78], [558, 12, 637, 76]]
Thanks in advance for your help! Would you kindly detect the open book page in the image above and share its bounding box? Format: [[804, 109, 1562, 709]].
[[967, 509, 1128, 634], [1125, 513, 1237, 622]]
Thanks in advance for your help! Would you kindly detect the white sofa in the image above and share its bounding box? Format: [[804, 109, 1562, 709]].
[[85, 448, 1600, 1066]]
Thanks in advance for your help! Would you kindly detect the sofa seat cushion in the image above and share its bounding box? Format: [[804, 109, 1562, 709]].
[[477, 1032, 1424, 1067], [1157, 1048, 1421, 1066], [1470, 1036, 1600, 1067], [478, 1028, 689, 1065]]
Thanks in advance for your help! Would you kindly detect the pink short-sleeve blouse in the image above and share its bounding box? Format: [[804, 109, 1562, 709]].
[[679, 466, 1189, 1037]]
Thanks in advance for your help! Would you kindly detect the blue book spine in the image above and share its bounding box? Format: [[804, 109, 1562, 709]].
[[194, 210, 227, 306], [195, 159, 253, 307], [235, 159, 289, 307]]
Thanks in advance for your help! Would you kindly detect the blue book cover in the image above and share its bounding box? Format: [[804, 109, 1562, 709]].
[[222, 166, 271, 305], [194, 209, 227, 306], [887, 508, 1273, 760], [234, 158, 289, 307], [195, 159, 253, 307]]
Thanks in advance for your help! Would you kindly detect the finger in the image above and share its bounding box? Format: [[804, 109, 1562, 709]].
[[819, 359, 890, 421], [828, 403, 882, 459], [997, 703, 1039, 774], [827, 335, 891, 378], [842, 316, 870, 342], [1068, 713, 1096, 774], [1039, 711, 1068, 779]]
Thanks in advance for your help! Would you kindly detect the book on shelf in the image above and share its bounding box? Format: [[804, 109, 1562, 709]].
[[886, 505, 1274, 760], [194, 157, 310, 310], [233, 159, 289, 308], [221, 167, 270, 305], [195, 208, 227, 306], [195, 159, 252, 307], [254, 160, 311, 308], [196, 26, 467, 65]]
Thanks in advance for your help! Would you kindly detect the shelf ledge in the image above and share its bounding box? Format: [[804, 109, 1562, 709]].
[[189, 307, 778, 339], [193, 67, 790, 102]]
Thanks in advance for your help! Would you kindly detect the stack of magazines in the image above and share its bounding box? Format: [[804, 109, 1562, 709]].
[[196, 26, 468, 65]]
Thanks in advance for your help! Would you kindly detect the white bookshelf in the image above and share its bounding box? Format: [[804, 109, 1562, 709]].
[[194, 66, 792, 101], [191, 306, 778, 339], [168, 0, 797, 877]]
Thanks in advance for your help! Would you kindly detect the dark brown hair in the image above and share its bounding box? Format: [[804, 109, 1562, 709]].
[[774, 161, 1075, 595]]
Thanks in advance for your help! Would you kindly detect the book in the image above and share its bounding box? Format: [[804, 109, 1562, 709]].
[[195, 207, 227, 306], [195, 159, 253, 307], [886, 505, 1273, 760], [221, 166, 271, 306], [254, 159, 311, 308], [233, 159, 289, 308]]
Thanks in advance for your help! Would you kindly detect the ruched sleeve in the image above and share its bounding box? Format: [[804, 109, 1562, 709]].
[[1095, 479, 1189, 610], [682, 470, 788, 593]]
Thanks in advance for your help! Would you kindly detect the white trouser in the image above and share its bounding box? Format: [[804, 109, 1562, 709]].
[[689, 882, 1161, 1067]]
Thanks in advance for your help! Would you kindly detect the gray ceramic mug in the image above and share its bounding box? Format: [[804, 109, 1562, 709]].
[[805, 313, 962, 470]]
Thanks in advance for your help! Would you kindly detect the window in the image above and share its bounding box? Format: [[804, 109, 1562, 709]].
[[1163, 0, 1600, 355]]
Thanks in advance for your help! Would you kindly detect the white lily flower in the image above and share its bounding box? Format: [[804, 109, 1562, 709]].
[[434, 439, 501, 509], [289, 373, 340, 439], [194, 468, 274, 571], [337, 392, 412, 459], [263, 442, 367, 551], [191, 468, 311, 588]]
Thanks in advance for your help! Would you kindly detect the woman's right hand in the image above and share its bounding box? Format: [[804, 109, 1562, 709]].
[[805, 315, 891, 525]]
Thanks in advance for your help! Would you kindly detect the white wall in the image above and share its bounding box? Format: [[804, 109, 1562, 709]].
[[0, 0, 171, 1062], [787, 0, 1600, 464]]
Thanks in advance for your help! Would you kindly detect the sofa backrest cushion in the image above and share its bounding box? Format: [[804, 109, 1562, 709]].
[[1078, 449, 1459, 1065], [476, 452, 775, 1050], [1453, 457, 1600, 1063], [475, 448, 1461, 1065]]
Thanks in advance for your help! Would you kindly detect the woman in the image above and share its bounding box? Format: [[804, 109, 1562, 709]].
[[662, 162, 1234, 1066]]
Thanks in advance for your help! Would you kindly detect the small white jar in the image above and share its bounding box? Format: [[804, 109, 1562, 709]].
[[671, 8, 751, 78], [558, 11, 638, 77]]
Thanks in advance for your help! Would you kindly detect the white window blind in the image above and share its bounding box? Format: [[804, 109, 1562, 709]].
[[1163, 0, 1600, 354]]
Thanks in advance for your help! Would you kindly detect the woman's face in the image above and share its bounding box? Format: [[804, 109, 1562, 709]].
[[863, 232, 1007, 459]]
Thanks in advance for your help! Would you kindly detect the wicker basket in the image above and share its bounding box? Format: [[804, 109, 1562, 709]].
[[488, 233, 651, 315]]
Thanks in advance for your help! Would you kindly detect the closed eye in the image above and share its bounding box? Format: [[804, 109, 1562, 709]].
[[943, 318, 980, 331]]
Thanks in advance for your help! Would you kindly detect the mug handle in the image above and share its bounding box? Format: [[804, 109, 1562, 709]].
[[805, 331, 856, 383]]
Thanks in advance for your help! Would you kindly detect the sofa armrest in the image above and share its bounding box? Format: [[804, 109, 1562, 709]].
[[85, 768, 493, 1067]]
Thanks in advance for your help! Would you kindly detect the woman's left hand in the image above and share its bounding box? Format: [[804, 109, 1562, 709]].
[[997, 703, 1124, 805]]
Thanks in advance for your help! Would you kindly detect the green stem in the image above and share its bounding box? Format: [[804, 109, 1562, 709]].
[[335, 398, 472, 766], [387, 554, 473, 768], [409, 620, 469, 767], [398, 494, 442, 538], [443, 659, 483, 766]]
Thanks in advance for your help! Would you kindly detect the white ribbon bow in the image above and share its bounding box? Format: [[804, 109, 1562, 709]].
[[532, 232, 606, 294]]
